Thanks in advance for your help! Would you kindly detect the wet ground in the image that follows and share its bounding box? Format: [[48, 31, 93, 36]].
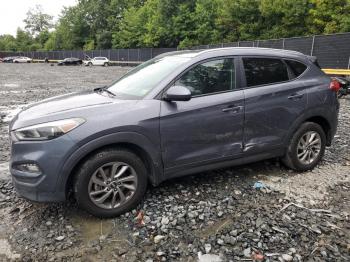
[[0, 64, 349, 261]]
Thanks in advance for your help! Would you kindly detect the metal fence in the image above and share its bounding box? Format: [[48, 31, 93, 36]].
[[1, 32, 350, 69], [189, 32, 350, 69], [0, 47, 177, 64]]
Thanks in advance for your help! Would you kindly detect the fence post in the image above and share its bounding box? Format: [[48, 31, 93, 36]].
[[138, 49, 140, 61], [282, 38, 285, 49], [237, 41, 240, 47], [348, 56, 350, 69], [127, 49, 130, 61], [151, 48, 153, 58], [310, 35, 315, 56], [108, 49, 111, 60]]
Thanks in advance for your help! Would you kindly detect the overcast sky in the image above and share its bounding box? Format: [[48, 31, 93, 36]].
[[0, 0, 77, 36]]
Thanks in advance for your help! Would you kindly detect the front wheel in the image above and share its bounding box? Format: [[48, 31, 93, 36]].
[[104, 62, 109, 67], [282, 122, 326, 171], [74, 148, 148, 218]]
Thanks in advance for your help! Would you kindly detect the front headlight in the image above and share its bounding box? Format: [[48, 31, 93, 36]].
[[13, 118, 85, 141]]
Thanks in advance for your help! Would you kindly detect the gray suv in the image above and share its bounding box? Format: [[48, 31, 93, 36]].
[[9, 48, 339, 217]]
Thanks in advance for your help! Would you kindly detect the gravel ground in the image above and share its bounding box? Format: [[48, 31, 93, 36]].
[[0, 63, 349, 262]]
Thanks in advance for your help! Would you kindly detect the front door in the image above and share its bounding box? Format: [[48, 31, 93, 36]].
[[160, 58, 245, 169]]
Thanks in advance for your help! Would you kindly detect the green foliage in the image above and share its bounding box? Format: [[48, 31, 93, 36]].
[[23, 5, 53, 36], [1, 0, 350, 51], [308, 0, 350, 34]]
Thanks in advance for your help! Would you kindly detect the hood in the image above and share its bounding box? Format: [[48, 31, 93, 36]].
[[11, 90, 138, 129]]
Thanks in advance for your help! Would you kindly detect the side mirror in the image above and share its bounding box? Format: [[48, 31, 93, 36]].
[[163, 86, 191, 102]]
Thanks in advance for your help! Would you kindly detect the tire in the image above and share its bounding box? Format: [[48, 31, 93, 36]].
[[74, 148, 148, 218], [88, 62, 92, 66], [282, 122, 326, 171], [104, 62, 109, 67]]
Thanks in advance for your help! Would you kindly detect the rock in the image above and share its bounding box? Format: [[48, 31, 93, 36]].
[[55, 236, 65, 241], [234, 190, 242, 195], [161, 217, 170, 225], [45, 221, 52, 226], [281, 254, 293, 261], [217, 211, 223, 217], [154, 235, 165, 244], [255, 217, 264, 228], [289, 248, 296, 254], [230, 230, 238, 237], [198, 253, 222, 262], [204, 243, 211, 253], [217, 239, 224, 245], [243, 247, 251, 258]]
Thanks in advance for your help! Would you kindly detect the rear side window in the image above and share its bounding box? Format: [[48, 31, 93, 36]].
[[243, 58, 289, 87], [285, 60, 307, 78]]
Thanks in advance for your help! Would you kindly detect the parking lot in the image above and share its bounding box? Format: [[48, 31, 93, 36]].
[[0, 63, 349, 261]]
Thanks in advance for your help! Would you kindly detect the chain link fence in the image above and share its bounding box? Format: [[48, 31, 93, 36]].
[[1, 32, 350, 68]]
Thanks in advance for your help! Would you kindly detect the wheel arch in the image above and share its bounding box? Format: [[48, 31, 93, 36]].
[[59, 132, 163, 199], [286, 110, 334, 148], [304, 116, 332, 146]]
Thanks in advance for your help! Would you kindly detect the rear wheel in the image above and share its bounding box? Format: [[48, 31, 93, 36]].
[[104, 62, 109, 67], [74, 148, 148, 218], [282, 122, 326, 171], [88, 62, 93, 66]]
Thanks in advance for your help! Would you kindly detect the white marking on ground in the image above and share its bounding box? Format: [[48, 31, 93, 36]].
[[3, 84, 19, 88]]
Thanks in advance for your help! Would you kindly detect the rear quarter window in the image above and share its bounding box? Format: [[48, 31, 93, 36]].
[[285, 60, 308, 78]]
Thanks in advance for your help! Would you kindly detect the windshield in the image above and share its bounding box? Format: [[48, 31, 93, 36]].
[[108, 56, 191, 99]]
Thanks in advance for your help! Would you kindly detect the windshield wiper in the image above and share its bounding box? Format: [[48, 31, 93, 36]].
[[94, 86, 116, 97]]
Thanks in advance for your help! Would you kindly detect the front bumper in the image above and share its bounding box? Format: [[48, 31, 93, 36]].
[[10, 134, 77, 202]]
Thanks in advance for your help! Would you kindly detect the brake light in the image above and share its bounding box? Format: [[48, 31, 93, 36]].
[[329, 79, 341, 92]]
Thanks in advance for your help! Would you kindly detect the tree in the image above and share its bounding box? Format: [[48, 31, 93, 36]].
[[23, 5, 54, 36], [15, 28, 34, 51], [308, 0, 350, 34], [259, 0, 310, 38], [0, 35, 17, 51], [216, 0, 263, 42]]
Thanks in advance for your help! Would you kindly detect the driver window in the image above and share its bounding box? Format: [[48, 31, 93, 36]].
[[175, 58, 235, 96]]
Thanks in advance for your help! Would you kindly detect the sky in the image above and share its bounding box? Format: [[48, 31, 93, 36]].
[[0, 0, 77, 36]]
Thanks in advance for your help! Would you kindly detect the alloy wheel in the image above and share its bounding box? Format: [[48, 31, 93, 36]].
[[297, 131, 322, 165], [88, 162, 138, 209]]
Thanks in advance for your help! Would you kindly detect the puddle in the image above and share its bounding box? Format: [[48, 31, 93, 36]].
[[71, 213, 114, 243], [0, 162, 10, 181], [0, 239, 20, 260]]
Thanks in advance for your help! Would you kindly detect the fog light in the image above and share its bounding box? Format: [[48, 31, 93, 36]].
[[14, 163, 41, 173]]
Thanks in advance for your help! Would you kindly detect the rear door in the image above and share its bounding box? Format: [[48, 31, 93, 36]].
[[160, 58, 245, 170], [241, 57, 307, 154]]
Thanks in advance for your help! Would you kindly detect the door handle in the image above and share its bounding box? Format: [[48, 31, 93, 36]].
[[288, 93, 304, 100], [222, 106, 242, 113]]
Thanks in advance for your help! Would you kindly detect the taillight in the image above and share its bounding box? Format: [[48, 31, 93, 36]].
[[329, 79, 341, 92]]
